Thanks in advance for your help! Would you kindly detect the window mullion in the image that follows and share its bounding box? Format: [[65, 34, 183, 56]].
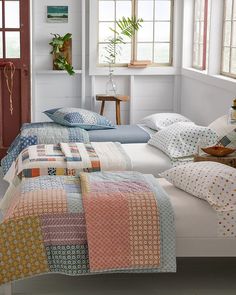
[[152, 0, 155, 63], [2, 0, 5, 59], [114, 0, 117, 64], [132, 0, 137, 62], [229, 0, 234, 74], [202, 0, 208, 70]]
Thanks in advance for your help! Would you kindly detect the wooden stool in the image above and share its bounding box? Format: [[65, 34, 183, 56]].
[[96, 94, 129, 125]]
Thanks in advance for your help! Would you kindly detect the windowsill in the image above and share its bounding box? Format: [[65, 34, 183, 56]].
[[182, 67, 236, 92], [89, 66, 180, 76]]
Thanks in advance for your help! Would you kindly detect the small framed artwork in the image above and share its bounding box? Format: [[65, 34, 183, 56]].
[[47, 6, 68, 23]]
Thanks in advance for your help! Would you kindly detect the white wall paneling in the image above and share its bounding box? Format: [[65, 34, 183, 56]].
[[181, 75, 235, 126], [32, 0, 85, 122], [31, 0, 236, 126], [88, 0, 184, 125]]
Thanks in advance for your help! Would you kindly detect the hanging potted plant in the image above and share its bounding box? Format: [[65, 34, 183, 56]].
[[49, 33, 75, 75]]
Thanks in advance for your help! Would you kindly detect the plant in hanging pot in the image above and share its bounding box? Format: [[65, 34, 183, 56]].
[[103, 17, 143, 95], [49, 33, 75, 75]]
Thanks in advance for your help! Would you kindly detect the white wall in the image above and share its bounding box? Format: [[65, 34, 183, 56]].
[[32, 0, 83, 122], [31, 0, 236, 126], [180, 0, 236, 126], [181, 76, 235, 126], [31, 0, 179, 125]]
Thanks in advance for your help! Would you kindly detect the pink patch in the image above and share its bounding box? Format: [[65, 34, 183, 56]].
[[40, 213, 87, 245]]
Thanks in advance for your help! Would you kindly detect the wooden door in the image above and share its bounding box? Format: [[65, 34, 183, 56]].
[[0, 0, 30, 159]]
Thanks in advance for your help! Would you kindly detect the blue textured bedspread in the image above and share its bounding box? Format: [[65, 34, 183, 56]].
[[88, 124, 151, 143]]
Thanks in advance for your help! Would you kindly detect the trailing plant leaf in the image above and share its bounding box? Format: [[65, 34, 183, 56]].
[[54, 56, 75, 76], [49, 33, 74, 76]]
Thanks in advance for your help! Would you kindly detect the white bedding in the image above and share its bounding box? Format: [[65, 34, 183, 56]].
[[158, 178, 236, 257], [123, 143, 172, 177]]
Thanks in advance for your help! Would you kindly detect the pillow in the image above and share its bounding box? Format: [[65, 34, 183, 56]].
[[148, 122, 218, 159], [160, 162, 236, 209], [218, 128, 236, 148], [44, 108, 115, 130], [208, 115, 235, 138], [140, 113, 192, 131]]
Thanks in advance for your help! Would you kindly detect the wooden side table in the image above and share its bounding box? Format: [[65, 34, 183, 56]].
[[96, 94, 129, 125], [194, 153, 236, 168]]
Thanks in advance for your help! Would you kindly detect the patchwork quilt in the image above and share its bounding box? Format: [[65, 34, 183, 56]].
[[4, 142, 132, 185], [1, 122, 90, 175], [0, 172, 176, 285]]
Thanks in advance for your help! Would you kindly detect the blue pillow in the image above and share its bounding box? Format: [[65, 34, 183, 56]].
[[44, 107, 115, 130]]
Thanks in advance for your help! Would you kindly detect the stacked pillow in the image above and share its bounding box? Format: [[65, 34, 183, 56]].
[[140, 113, 192, 131], [160, 161, 236, 210], [44, 108, 115, 130], [148, 122, 218, 159], [208, 115, 236, 148]]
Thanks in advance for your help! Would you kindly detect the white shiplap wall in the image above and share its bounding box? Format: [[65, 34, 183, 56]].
[[31, 0, 180, 125], [32, 0, 83, 122]]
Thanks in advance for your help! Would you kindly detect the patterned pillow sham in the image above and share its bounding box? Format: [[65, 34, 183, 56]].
[[209, 115, 236, 141], [44, 108, 115, 130], [140, 113, 192, 131], [160, 161, 236, 209], [218, 128, 236, 148], [148, 122, 218, 159]]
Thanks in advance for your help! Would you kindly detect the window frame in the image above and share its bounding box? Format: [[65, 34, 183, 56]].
[[192, 0, 209, 71], [97, 0, 174, 67], [0, 0, 21, 60], [221, 0, 236, 79]]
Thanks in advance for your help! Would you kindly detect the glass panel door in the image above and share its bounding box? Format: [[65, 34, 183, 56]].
[[0, 0, 21, 59]]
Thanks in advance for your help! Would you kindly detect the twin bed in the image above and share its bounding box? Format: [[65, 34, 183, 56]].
[[0, 113, 236, 295]]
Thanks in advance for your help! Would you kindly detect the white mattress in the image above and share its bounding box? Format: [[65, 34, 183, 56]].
[[123, 143, 172, 177], [158, 178, 236, 257]]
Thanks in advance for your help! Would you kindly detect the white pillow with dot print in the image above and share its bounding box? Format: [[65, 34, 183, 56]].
[[160, 161, 236, 210], [148, 122, 219, 159], [140, 113, 192, 131]]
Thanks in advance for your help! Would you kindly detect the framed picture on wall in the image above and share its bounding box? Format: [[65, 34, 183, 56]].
[[47, 6, 68, 23]]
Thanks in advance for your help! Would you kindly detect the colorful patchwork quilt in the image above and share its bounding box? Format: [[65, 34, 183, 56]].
[[1, 122, 90, 175], [0, 172, 176, 285], [4, 142, 132, 185]]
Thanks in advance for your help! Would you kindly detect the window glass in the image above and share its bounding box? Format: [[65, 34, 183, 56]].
[[99, 1, 115, 21], [5, 1, 20, 28], [0, 32, 3, 58], [6, 31, 20, 58], [221, 0, 236, 78], [98, 0, 173, 66], [192, 0, 209, 70]]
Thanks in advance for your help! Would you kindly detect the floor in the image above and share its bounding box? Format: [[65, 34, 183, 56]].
[[0, 258, 236, 295], [1, 171, 236, 295]]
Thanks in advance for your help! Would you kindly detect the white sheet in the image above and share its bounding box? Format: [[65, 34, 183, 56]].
[[158, 178, 236, 257], [123, 143, 172, 177]]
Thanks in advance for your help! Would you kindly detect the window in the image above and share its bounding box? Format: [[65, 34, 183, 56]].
[[0, 0, 21, 59], [192, 0, 209, 70], [98, 0, 173, 66], [221, 0, 236, 79]]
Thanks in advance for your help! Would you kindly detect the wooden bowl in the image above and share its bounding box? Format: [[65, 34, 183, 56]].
[[201, 146, 236, 157]]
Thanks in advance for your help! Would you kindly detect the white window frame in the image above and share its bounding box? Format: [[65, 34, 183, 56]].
[[89, 0, 180, 75], [192, 0, 209, 70], [221, 0, 236, 79], [97, 0, 174, 67]]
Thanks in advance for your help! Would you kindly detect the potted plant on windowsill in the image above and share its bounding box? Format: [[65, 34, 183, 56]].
[[49, 33, 75, 76], [104, 17, 143, 95]]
